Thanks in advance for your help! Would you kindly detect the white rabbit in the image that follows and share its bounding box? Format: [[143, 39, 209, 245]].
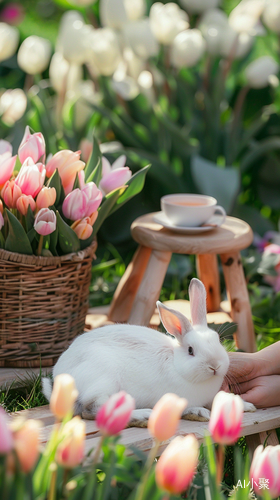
[[42, 278, 255, 423]]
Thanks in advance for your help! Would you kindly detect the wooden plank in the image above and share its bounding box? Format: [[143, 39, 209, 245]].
[[0, 367, 52, 388]]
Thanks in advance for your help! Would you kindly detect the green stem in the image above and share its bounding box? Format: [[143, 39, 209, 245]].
[[48, 464, 57, 500], [37, 234, 44, 256], [92, 435, 105, 466], [216, 444, 225, 487], [135, 439, 160, 500]]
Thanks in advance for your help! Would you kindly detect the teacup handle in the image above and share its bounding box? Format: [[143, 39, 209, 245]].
[[214, 205, 226, 226]]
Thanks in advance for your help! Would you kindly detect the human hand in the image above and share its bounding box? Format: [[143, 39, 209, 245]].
[[238, 375, 280, 408]]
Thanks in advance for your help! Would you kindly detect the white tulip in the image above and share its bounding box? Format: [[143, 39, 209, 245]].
[[66, 81, 100, 129], [171, 29, 205, 68], [112, 75, 139, 100], [123, 19, 159, 60], [49, 52, 82, 94], [89, 28, 122, 76], [262, 0, 280, 33], [123, 47, 145, 80], [137, 70, 155, 104], [149, 2, 189, 45], [99, 0, 128, 28], [0, 23, 19, 63], [220, 28, 253, 59], [0, 89, 27, 126], [17, 36, 51, 75], [57, 11, 93, 64], [179, 0, 220, 14], [228, 0, 265, 34], [199, 9, 228, 56], [245, 56, 279, 88], [124, 0, 146, 20]]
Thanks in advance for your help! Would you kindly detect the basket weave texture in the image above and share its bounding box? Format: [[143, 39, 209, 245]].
[[0, 240, 97, 367]]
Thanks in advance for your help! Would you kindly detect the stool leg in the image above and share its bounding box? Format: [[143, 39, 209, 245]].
[[128, 250, 172, 326], [196, 254, 221, 312], [108, 246, 152, 323], [220, 251, 256, 352]]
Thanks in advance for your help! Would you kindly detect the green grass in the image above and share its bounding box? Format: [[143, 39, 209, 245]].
[[0, 371, 49, 413]]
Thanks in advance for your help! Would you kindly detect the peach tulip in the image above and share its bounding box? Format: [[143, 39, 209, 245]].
[[56, 416, 85, 469], [96, 391, 135, 436], [155, 435, 199, 494], [0, 199, 3, 214], [34, 208, 56, 236], [0, 212, 3, 230], [209, 391, 244, 445], [36, 186, 56, 210], [71, 213, 98, 239], [12, 419, 41, 472], [250, 444, 280, 498], [99, 155, 132, 195], [79, 138, 93, 163], [45, 150, 85, 195], [81, 183, 102, 216], [16, 194, 36, 216], [2, 180, 22, 208], [50, 374, 79, 420], [18, 125, 45, 164], [0, 151, 17, 186], [0, 407, 13, 454], [15, 158, 46, 198], [148, 393, 187, 442]]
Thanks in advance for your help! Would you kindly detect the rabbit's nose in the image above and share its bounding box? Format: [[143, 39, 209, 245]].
[[209, 366, 219, 375]]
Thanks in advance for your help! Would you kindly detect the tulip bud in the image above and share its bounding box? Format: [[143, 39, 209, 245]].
[[228, 0, 264, 34], [17, 35, 51, 75], [62, 189, 88, 221], [34, 208, 56, 236], [0, 22, 19, 62], [263, 0, 280, 34], [36, 187, 56, 210], [0, 151, 17, 186], [179, 0, 219, 14], [71, 216, 95, 240], [209, 391, 244, 445], [150, 2, 189, 45], [155, 435, 199, 494], [0, 407, 13, 454], [50, 374, 79, 420], [11, 419, 41, 472], [245, 56, 279, 89], [250, 444, 280, 498], [96, 391, 135, 435], [16, 194, 36, 216], [123, 19, 159, 60], [124, 0, 146, 21], [45, 150, 84, 196], [89, 28, 122, 77], [148, 393, 187, 442], [49, 52, 82, 94], [56, 416, 85, 468], [0, 88, 27, 127], [57, 11, 93, 65], [18, 126, 45, 165], [81, 183, 102, 216], [99, 155, 132, 195], [171, 29, 205, 69], [2, 180, 22, 208], [15, 158, 46, 198]]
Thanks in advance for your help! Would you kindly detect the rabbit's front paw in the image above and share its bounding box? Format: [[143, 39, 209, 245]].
[[243, 401, 256, 412], [182, 407, 211, 422], [128, 409, 153, 428]]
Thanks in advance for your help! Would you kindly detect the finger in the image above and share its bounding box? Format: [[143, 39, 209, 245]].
[[239, 388, 263, 407], [238, 380, 256, 393]]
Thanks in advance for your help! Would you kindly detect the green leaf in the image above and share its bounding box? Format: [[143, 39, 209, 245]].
[[110, 165, 151, 214], [92, 187, 126, 237], [191, 155, 240, 214], [84, 133, 103, 184], [240, 137, 280, 172], [5, 210, 33, 255], [25, 204, 35, 233], [56, 212, 80, 254], [0, 231, 5, 249], [47, 169, 61, 205], [26, 228, 36, 244], [73, 172, 81, 190], [49, 228, 58, 256]]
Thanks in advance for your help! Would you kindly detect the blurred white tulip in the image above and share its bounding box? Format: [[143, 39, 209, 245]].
[[100, 0, 128, 28], [123, 19, 159, 60], [137, 70, 155, 104], [149, 2, 189, 45], [179, 0, 220, 14], [245, 56, 279, 88], [67, 81, 101, 129], [124, 0, 146, 20], [89, 28, 122, 76], [123, 47, 145, 80], [112, 75, 139, 100], [171, 29, 205, 68], [229, 0, 265, 34], [0, 89, 27, 126], [0, 23, 19, 63], [220, 28, 253, 59], [17, 36, 51, 75], [49, 52, 82, 94], [57, 11, 93, 64], [263, 0, 280, 33]]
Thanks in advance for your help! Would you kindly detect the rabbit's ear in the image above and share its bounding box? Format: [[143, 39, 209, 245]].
[[189, 278, 207, 327], [156, 301, 193, 340]]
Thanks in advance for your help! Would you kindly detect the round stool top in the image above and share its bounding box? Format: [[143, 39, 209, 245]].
[[131, 214, 253, 254]]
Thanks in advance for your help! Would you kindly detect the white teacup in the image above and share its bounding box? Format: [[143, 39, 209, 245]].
[[161, 194, 226, 227]]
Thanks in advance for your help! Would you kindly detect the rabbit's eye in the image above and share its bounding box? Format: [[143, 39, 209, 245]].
[[188, 346, 194, 356]]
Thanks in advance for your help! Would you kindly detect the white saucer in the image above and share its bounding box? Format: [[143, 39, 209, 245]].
[[153, 212, 224, 234]]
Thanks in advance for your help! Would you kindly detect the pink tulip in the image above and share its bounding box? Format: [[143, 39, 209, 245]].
[[34, 208, 56, 236], [0, 212, 3, 230], [78, 170, 85, 189], [71, 215, 97, 240], [0, 407, 13, 454], [209, 391, 244, 445], [99, 156, 132, 195], [0, 151, 17, 186], [148, 393, 187, 442], [18, 126, 45, 164], [36, 186, 56, 210], [15, 158, 46, 198], [1, 3, 24, 25], [96, 391, 135, 436], [250, 444, 280, 498], [56, 416, 85, 469], [81, 183, 102, 216], [2, 180, 22, 208], [50, 374, 79, 420], [155, 435, 199, 494], [0, 140, 12, 155], [12, 419, 41, 472], [16, 194, 36, 216], [62, 189, 88, 221], [45, 150, 85, 195]]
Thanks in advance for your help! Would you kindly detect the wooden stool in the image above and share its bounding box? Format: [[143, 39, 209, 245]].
[[108, 214, 256, 353]]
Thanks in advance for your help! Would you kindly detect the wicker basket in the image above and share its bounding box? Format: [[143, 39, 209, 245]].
[[0, 240, 97, 367]]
